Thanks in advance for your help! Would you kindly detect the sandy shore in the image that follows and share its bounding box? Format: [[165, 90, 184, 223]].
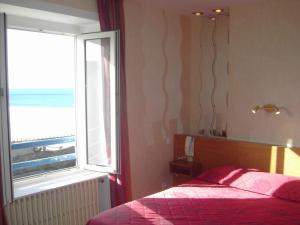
[[9, 106, 76, 142]]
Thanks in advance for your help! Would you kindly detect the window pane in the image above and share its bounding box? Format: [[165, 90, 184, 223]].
[[7, 29, 76, 179], [85, 38, 112, 167]]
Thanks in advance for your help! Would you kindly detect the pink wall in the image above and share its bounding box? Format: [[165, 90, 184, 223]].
[[124, 0, 190, 199]]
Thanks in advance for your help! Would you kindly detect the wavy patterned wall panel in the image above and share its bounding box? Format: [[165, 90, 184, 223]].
[[198, 15, 230, 136]]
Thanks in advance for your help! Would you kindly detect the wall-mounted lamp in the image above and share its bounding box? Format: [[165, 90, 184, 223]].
[[193, 11, 204, 16], [192, 8, 227, 17], [212, 8, 224, 14], [251, 104, 280, 115]]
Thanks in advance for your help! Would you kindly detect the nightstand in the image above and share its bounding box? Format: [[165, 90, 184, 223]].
[[169, 159, 202, 186]]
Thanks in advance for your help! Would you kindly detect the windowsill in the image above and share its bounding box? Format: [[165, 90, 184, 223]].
[[14, 168, 108, 199]]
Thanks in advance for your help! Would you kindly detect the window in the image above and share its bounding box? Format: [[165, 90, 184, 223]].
[[76, 32, 120, 173], [8, 29, 76, 179], [0, 13, 120, 202]]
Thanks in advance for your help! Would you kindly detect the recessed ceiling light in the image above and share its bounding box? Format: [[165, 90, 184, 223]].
[[213, 8, 224, 14], [193, 12, 204, 16]]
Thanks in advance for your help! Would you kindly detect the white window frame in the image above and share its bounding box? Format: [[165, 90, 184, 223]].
[[76, 31, 120, 174], [0, 13, 13, 204], [0, 3, 121, 201]]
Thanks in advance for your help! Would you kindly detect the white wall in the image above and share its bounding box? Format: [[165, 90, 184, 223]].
[[37, 0, 97, 12], [228, 0, 300, 146]]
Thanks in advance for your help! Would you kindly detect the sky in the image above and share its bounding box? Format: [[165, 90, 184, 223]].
[[7, 29, 75, 89]]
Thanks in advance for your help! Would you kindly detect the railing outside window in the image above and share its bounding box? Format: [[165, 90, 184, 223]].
[[12, 135, 76, 178]]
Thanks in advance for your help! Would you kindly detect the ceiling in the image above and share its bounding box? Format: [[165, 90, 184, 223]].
[[136, 0, 252, 15]]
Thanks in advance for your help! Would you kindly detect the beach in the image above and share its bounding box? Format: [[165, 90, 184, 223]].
[[9, 106, 76, 142]]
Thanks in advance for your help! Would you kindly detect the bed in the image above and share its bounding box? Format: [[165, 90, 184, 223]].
[[86, 165, 300, 225]]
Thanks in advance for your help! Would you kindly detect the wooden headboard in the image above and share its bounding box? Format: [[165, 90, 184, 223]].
[[174, 134, 300, 177]]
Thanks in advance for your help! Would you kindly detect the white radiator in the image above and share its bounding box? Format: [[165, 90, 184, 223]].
[[5, 177, 110, 225]]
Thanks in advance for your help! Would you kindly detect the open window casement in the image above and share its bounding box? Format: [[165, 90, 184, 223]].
[[76, 31, 120, 174]]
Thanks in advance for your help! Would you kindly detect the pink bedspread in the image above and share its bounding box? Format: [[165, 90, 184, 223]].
[[86, 179, 300, 225]]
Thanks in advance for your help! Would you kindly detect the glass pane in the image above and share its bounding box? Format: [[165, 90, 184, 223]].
[[7, 29, 76, 179], [85, 38, 112, 166]]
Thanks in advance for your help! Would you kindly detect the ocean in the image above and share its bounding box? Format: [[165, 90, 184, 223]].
[[9, 89, 76, 141], [9, 89, 75, 107]]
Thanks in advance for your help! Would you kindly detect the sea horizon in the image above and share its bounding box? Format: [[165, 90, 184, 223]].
[[9, 88, 75, 108]]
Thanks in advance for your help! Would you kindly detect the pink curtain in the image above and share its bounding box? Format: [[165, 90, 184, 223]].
[[100, 38, 112, 165], [97, 0, 131, 207]]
